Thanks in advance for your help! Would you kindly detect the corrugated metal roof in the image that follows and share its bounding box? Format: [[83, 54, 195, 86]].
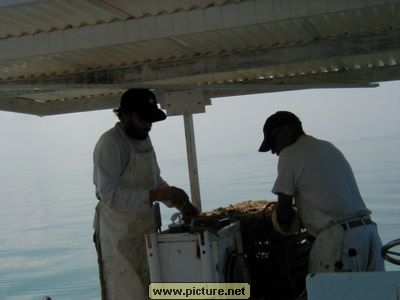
[[1, 2, 398, 81], [0, 0, 241, 38], [0, 0, 399, 115]]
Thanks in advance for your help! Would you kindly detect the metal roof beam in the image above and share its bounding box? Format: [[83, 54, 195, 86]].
[[0, 82, 378, 116], [0, 96, 43, 115], [203, 83, 379, 99], [0, 93, 121, 116], [250, 65, 400, 84], [0, 84, 376, 117], [0, 82, 382, 92]]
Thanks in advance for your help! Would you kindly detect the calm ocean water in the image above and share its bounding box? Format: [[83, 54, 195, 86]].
[[0, 134, 399, 299]]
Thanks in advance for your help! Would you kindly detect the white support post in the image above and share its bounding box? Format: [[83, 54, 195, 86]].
[[160, 90, 207, 211], [183, 113, 202, 212]]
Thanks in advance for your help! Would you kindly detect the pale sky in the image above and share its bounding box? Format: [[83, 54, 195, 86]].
[[0, 81, 399, 165]]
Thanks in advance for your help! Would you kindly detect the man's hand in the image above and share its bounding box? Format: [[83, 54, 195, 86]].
[[268, 193, 300, 235], [150, 186, 199, 221], [150, 186, 188, 204]]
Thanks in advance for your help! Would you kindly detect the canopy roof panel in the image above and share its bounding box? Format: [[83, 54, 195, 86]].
[[0, 0, 399, 115]]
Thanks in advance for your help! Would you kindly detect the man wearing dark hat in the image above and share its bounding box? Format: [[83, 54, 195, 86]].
[[259, 111, 385, 273], [92, 89, 198, 299]]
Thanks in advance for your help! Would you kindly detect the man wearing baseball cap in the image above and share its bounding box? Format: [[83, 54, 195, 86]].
[[259, 111, 384, 273], [92, 89, 198, 299]]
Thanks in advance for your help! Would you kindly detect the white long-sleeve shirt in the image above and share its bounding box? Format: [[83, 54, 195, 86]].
[[93, 122, 168, 213]]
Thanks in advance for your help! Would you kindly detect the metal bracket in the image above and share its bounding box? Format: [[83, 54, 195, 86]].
[[159, 90, 210, 116]]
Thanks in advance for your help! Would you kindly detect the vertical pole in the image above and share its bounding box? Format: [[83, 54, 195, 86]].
[[183, 113, 202, 212]]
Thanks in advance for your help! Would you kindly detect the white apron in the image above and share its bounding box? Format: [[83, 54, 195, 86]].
[[94, 145, 157, 300], [297, 200, 344, 273]]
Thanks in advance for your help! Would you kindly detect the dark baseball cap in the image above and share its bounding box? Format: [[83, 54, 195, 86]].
[[259, 111, 301, 152], [117, 89, 166, 122]]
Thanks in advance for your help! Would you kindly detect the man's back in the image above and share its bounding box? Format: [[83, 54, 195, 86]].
[[273, 135, 370, 222]]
